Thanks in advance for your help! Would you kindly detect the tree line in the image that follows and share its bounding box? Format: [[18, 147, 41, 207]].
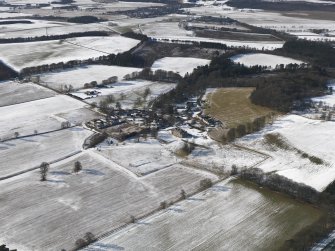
[[20, 51, 145, 76], [0, 31, 109, 44], [277, 39, 335, 67]]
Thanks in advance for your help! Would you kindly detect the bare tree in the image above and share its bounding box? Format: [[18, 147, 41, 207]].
[[130, 215, 136, 223], [116, 101, 122, 110], [199, 178, 213, 191], [84, 232, 96, 243], [180, 189, 186, 200], [40, 162, 49, 181], [73, 161, 82, 173], [160, 201, 167, 209], [143, 87, 151, 99], [61, 121, 71, 129]]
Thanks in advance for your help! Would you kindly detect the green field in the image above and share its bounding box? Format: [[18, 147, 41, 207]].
[[205, 87, 275, 128]]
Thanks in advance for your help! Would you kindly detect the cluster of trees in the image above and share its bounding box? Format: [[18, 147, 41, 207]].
[[0, 245, 16, 251], [39, 160, 82, 181], [67, 16, 106, 24], [240, 168, 319, 203], [152, 38, 229, 51], [154, 50, 328, 113], [227, 0, 335, 11], [278, 40, 335, 67], [0, 31, 108, 44], [0, 20, 32, 25], [75, 232, 97, 249], [153, 57, 265, 111], [250, 72, 327, 112], [208, 114, 273, 143], [125, 68, 182, 82], [122, 32, 149, 42], [0, 61, 17, 81]]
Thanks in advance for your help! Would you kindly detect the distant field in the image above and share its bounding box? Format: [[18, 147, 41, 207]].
[[195, 29, 282, 41], [0, 151, 217, 251], [0, 36, 140, 71], [0, 81, 56, 107], [205, 87, 274, 128], [0, 21, 112, 39], [151, 57, 210, 76], [231, 53, 304, 69], [87, 178, 322, 251]]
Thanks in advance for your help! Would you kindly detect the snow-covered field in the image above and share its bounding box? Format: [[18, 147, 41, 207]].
[[312, 83, 335, 106], [0, 12, 32, 18], [0, 19, 66, 35], [0, 151, 217, 251], [0, 36, 140, 71], [71, 80, 176, 108], [0, 95, 86, 139], [237, 114, 335, 191], [39, 65, 142, 91], [154, 36, 284, 50], [158, 126, 266, 174], [0, 127, 91, 178], [185, 5, 335, 33], [87, 178, 322, 251], [141, 21, 194, 38], [231, 53, 304, 69], [289, 32, 335, 42], [0, 81, 55, 106], [96, 139, 179, 176], [151, 57, 210, 76], [0, 21, 113, 39]]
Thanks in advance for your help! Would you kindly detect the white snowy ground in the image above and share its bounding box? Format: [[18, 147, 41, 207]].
[[0, 81, 56, 106], [0, 95, 86, 139], [86, 178, 321, 251], [96, 138, 178, 176], [0, 21, 113, 39], [237, 114, 335, 191], [71, 80, 176, 108], [0, 12, 32, 18], [141, 20, 284, 50], [0, 19, 66, 34], [0, 151, 217, 251], [153, 36, 284, 50], [0, 127, 92, 178], [158, 126, 267, 174], [184, 5, 335, 33], [151, 57, 210, 76], [289, 32, 335, 42], [230, 53, 304, 69], [312, 83, 335, 106], [0, 36, 140, 71], [39, 65, 142, 91], [141, 21, 194, 38]]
